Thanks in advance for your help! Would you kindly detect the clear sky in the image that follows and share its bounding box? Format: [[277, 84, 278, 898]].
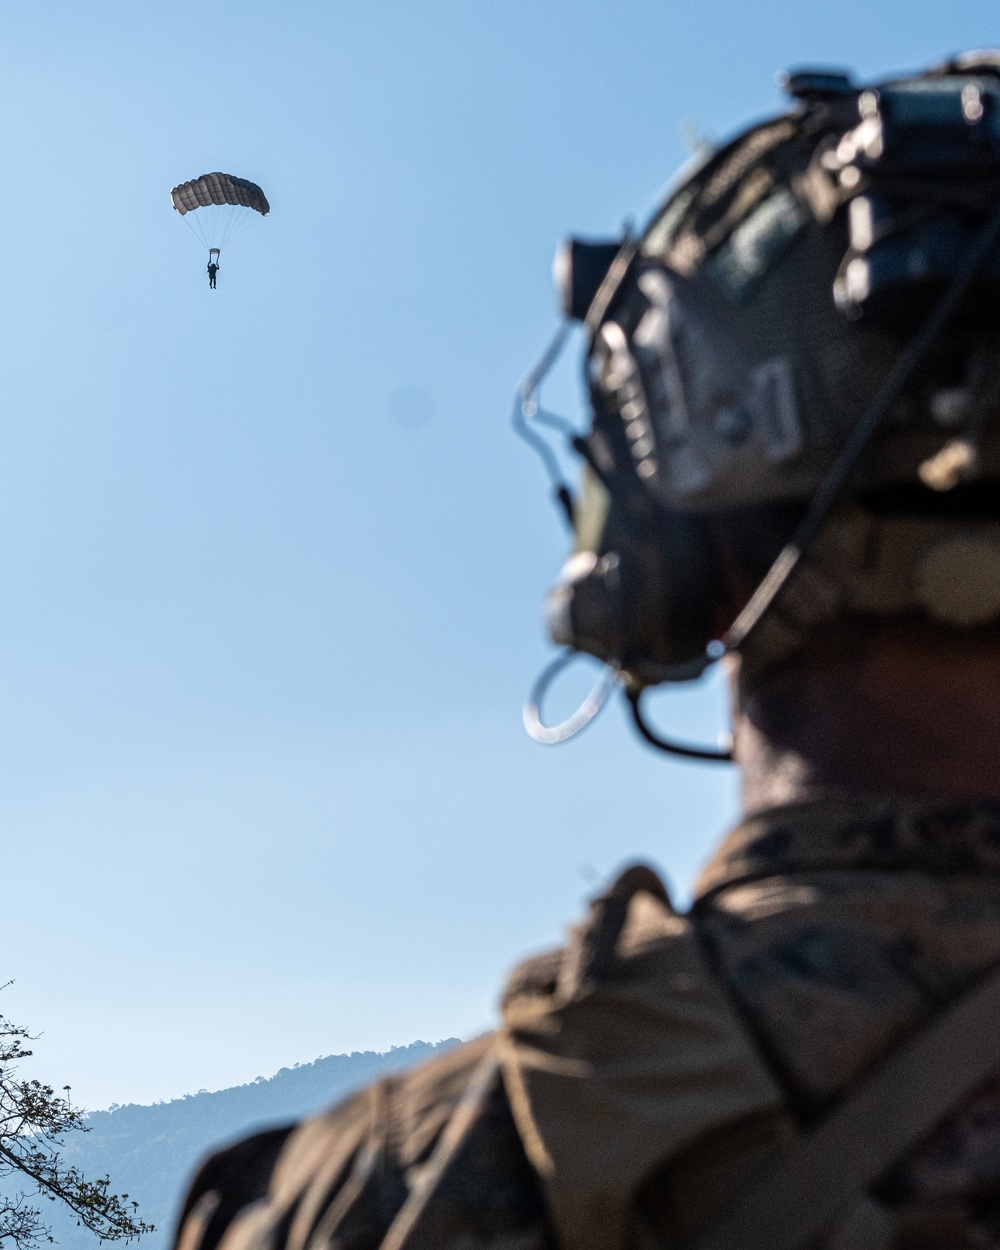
[[0, 0, 995, 1110]]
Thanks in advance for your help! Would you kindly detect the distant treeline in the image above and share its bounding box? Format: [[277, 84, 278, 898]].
[[46, 1039, 459, 1250]]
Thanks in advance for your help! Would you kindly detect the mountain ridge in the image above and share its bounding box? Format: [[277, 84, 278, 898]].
[[46, 1038, 461, 1250]]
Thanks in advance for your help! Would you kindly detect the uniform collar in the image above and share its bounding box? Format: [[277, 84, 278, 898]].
[[696, 790, 1000, 901]]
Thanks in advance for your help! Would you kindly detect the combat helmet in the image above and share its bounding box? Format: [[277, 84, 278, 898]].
[[517, 51, 1000, 757]]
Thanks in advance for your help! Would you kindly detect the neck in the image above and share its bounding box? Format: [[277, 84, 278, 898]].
[[734, 618, 1000, 813]]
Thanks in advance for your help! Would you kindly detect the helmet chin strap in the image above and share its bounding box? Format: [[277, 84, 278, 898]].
[[626, 687, 734, 762], [523, 648, 737, 762]]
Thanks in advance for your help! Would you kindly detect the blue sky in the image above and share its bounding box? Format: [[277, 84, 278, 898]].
[[0, 0, 995, 1109]]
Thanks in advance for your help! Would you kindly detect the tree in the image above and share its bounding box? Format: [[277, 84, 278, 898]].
[[0, 993, 152, 1249]]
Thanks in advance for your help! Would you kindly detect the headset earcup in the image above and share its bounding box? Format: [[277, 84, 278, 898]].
[[547, 503, 720, 684]]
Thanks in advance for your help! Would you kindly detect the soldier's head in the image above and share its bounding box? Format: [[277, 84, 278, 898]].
[[522, 52, 1000, 793]]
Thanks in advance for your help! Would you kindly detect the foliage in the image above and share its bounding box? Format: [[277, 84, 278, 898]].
[[0, 995, 152, 1250]]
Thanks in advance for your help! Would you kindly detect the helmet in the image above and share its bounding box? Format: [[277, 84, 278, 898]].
[[519, 53, 1000, 754]]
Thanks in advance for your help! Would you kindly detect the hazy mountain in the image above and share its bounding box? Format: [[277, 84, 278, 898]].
[[45, 1039, 460, 1250]]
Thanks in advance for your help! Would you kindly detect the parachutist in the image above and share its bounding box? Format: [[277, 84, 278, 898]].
[[170, 173, 269, 274]]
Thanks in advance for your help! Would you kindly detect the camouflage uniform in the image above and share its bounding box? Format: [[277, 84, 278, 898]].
[[175, 791, 1000, 1250]]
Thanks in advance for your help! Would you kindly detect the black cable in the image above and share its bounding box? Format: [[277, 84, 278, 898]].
[[626, 688, 734, 762]]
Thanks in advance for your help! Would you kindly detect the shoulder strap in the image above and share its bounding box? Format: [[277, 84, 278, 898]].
[[693, 962, 1000, 1250]]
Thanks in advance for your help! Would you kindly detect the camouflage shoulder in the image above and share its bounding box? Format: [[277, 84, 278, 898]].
[[173, 1033, 552, 1250], [173, 1124, 295, 1250]]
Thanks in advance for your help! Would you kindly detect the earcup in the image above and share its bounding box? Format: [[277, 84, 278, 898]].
[[546, 484, 721, 686]]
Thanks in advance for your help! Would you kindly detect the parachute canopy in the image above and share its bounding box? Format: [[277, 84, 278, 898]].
[[170, 172, 269, 253], [170, 173, 270, 217]]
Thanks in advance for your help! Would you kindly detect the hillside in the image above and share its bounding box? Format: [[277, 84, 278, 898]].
[[45, 1039, 459, 1250]]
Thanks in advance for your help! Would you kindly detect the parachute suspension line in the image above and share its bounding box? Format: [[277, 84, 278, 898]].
[[216, 204, 255, 250], [179, 203, 256, 255], [182, 212, 209, 251], [215, 203, 236, 248], [210, 208, 248, 251], [222, 210, 258, 247]]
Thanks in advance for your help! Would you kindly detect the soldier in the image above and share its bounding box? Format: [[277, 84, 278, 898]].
[[175, 52, 1000, 1250]]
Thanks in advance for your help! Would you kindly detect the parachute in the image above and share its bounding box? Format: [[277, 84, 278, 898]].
[[170, 173, 269, 257]]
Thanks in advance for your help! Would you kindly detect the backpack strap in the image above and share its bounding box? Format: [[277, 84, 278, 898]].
[[692, 962, 1000, 1250]]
